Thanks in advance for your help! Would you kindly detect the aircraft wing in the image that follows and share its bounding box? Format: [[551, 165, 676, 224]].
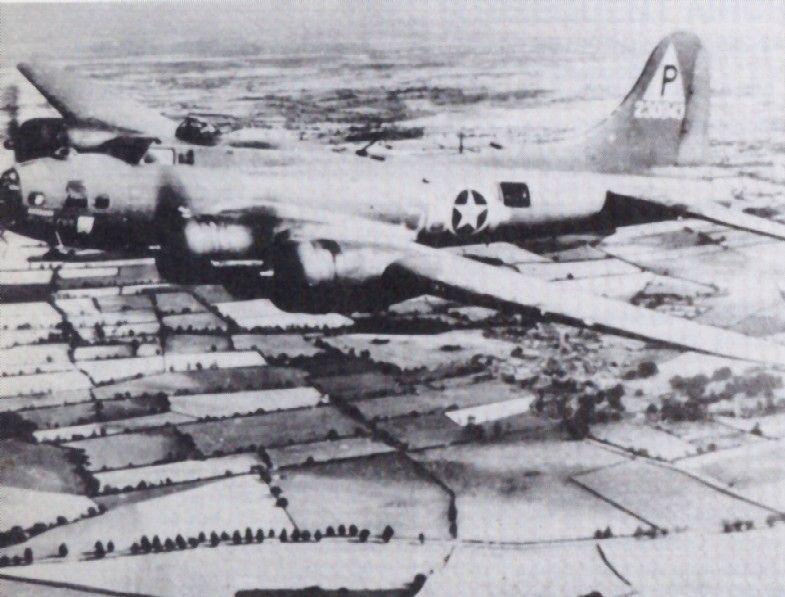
[[392, 247, 785, 367], [17, 62, 177, 140]]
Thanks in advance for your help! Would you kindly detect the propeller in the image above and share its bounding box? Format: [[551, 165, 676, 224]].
[[2, 83, 20, 151]]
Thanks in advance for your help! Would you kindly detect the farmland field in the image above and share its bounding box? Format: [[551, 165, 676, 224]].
[[92, 366, 309, 400], [278, 452, 450, 539], [591, 421, 696, 461], [421, 542, 631, 596], [413, 441, 641, 542], [154, 291, 206, 314], [94, 453, 262, 491], [0, 390, 93, 413], [575, 459, 773, 531], [0, 370, 93, 398], [0, 486, 96, 531], [232, 333, 323, 358], [678, 439, 785, 510], [4, 476, 292, 560], [216, 299, 352, 331], [65, 428, 196, 471], [0, 440, 88, 494], [0, 344, 71, 376], [9, 541, 446, 596], [161, 312, 228, 333], [164, 334, 231, 354], [34, 412, 195, 443], [376, 413, 468, 450], [181, 406, 367, 455], [17, 402, 95, 430], [95, 293, 154, 313], [323, 330, 517, 371], [267, 437, 394, 469], [311, 371, 404, 401], [169, 387, 323, 418], [353, 379, 526, 421]]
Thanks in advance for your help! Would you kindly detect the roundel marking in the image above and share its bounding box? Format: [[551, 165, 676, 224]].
[[451, 189, 488, 234]]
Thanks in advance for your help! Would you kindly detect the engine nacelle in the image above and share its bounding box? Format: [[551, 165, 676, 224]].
[[269, 240, 412, 313]]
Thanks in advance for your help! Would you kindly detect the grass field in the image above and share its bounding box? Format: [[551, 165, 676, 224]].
[[421, 542, 631, 596], [18, 402, 95, 430], [92, 366, 309, 400], [169, 387, 323, 418], [413, 440, 641, 543], [34, 412, 195, 443], [678, 439, 785, 510], [575, 459, 773, 531], [72, 344, 136, 361], [95, 293, 154, 313], [0, 371, 93, 399], [376, 413, 468, 450], [181, 406, 366, 454], [5, 476, 292, 561], [94, 453, 262, 492], [163, 334, 231, 354], [0, 486, 96, 532], [278, 452, 450, 539], [353, 379, 526, 421], [591, 421, 696, 461], [601, 527, 785, 596], [0, 440, 88, 494], [323, 330, 516, 371], [9, 541, 446, 595], [65, 428, 196, 471], [216, 299, 353, 331], [232, 333, 324, 358], [161, 312, 228, 333], [0, 390, 93, 413], [154, 291, 207, 314], [0, 344, 72, 376], [311, 371, 405, 401], [267, 437, 394, 469]]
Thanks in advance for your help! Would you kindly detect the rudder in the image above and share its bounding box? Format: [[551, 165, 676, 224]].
[[583, 31, 710, 172]]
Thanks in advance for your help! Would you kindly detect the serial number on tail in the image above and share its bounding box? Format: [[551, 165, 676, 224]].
[[633, 100, 685, 120]]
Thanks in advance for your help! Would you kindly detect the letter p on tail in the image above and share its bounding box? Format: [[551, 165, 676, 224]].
[[584, 31, 710, 171]]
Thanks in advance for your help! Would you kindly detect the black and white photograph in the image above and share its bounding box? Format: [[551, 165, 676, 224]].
[[1, 1, 785, 594]]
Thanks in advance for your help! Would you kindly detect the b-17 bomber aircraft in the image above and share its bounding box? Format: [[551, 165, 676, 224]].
[[4, 32, 785, 367]]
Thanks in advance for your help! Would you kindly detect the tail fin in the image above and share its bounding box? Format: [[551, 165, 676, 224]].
[[583, 31, 710, 172]]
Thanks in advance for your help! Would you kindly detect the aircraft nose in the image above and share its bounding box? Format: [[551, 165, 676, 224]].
[[0, 167, 23, 224]]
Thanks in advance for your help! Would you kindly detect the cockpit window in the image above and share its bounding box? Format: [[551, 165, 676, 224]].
[[500, 182, 531, 208], [64, 197, 88, 209]]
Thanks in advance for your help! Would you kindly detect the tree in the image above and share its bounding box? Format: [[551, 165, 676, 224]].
[[381, 525, 394, 543], [358, 529, 370, 543], [338, 525, 347, 537], [255, 529, 265, 543], [176, 535, 186, 550], [275, 497, 288, 508], [23, 547, 33, 564], [188, 538, 199, 549], [232, 530, 242, 545], [268, 529, 275, 539], [270, 486, 282, 498], [58, 543, 68, 558], [245, 528, 254, 543], [198, 532, 206, 543], [301, 530, 311, 542], [314, 530, 322, 542], [210, 532, 220, 547], [326, 526, 336, 537], [291, 529, 301, 542], [349, 524, 358, 537], [140, 535, 152, 553], [279, 529, 288, 543], [94, 542, 105, 559], [164, 538, 175, 551], [106, 541, 114, 553], [131, 543, 140, 555], [152, 535, 163, 552], [418, 532, 425, 544]]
